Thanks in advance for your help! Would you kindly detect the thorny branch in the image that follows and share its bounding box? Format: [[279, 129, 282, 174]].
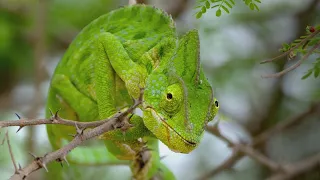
[[260, 29, 320, 64], [2, 89, 144, 180], [262, 41, 320, 78], [199, 102, 320, 180]]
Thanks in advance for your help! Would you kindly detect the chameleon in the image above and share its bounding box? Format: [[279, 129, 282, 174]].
[[46, 4, 219, 180]]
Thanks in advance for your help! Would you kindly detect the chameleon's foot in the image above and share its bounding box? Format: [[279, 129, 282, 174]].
[[131, 145, 153, 180]]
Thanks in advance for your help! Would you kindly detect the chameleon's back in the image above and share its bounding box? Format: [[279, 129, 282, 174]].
[[46, 5, 177, 149]]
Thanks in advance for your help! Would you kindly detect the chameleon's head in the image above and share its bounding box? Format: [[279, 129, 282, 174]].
[[143, 30, 219, 153]]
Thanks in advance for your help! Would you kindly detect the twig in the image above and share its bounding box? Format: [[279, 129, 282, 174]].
[[200, 102, 320, 179], [8, 89, 144, 180], [253, 102, 320, 146], [260, 29, 320, 64], [1, 113, 118, 130], [205, 125, 281, 172], [198, 149, 242, 180], [6, 131, 19, 174], [267, 152, 320, 180], [235, 144, 281, 172], [262, 42, 320, 78]]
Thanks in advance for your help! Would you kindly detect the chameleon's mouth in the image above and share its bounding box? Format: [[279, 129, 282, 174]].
[[145, 107, 197, 147]]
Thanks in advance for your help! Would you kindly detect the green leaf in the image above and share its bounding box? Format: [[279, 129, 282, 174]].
[[225, 1, 233, 8], [201, 6, 207, 13], [221, 5, 230, 13], [216, 9, 222, 17], [314, 67, 320, 78], [254, 0, 261, 3], [196, 12, 203, 18], [253, 3, 260, 11], [229, 0, 235, 5], [302, 70, 312, 79], [249, 3, 255, 10], [244, 0, 250, 5], [282, 43, 290, 50], [205, 1, 210, 8], [308, 37, 320, 46]]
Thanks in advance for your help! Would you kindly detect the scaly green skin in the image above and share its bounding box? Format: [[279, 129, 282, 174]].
[[46, 5, 219, 179]]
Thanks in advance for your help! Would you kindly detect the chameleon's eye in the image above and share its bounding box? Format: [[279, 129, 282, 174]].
[[214, 100, 219, 107], [161, 84, 183, 114]]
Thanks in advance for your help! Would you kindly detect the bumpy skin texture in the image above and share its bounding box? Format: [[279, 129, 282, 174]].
[[46, 5, 219, 179]]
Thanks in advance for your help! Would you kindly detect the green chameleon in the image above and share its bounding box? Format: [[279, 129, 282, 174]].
[[46, 4, 219, 180]]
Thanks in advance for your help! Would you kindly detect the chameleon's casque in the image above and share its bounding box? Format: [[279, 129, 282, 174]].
[[46, 4, 218, 179]]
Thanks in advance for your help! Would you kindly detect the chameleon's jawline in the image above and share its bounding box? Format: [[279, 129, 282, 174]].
[[145, 107, 197, 147]]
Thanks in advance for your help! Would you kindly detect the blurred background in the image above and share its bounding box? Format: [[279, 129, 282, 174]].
[[0, 0, 319, 179]]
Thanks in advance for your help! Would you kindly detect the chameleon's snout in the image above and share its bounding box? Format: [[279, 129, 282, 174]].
[[143, 107, 199, 153]]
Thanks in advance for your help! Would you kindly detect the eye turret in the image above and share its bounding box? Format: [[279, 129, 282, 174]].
[[160, 84, 183, 114]]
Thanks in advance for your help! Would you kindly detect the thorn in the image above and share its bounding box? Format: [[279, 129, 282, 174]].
[[63, 156, 69, 166], [49, 108, 54, 116], [15, 113, 21, 119], [28, 152, 37, 159], [42, 163, 48, 172], [18, 163, 22, 170], [74, 122, 84, 135], [60, 162, 63, 167], [16, 126, 24, 133], [55, 109, 61, 119], [160, 155, 167, 160], [68, 133, 76, 137]]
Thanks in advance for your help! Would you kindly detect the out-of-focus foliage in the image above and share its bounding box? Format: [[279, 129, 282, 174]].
[[0, 0, 319, 180], [195, 0, 261, 18]]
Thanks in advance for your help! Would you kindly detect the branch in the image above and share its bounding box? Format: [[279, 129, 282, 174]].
[[199, 102, 320, 179], [260, 29, 320, 64], [267, 152, 320, 180], [8, 89, 144, 180], [0, 110, 122, 131], [262, 41, 320, 78], [253, 102, 320, 146], [5, 131, 19, 174], [199, 149, 242, 180]]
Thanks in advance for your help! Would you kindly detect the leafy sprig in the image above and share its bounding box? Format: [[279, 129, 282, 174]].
[[195, 0, 261, 18], [261, 25, 320, 79]]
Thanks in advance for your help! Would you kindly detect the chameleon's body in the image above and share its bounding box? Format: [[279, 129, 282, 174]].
[[46, 5, 219, 179]]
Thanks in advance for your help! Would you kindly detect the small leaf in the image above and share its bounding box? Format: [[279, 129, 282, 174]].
[[249, 3, 255, 10], [254, 0, 261, 3], [201, 6, 207, 13], [308, 37, 320, 46], [216, 9, 222, 17], [282, 43, 290, 50], [205, 1, 210, 8], [196, 12, 203, 19], [253, 3, 260, 11], [225, 1, 233, 8], [244, 0, 251, 5], [221, 5, 230, 13], [302, 70, 312, 79], [229, 0, 235, 5]]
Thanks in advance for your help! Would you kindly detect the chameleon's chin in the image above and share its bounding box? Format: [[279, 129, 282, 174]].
[[143, 107, 198, 153]]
